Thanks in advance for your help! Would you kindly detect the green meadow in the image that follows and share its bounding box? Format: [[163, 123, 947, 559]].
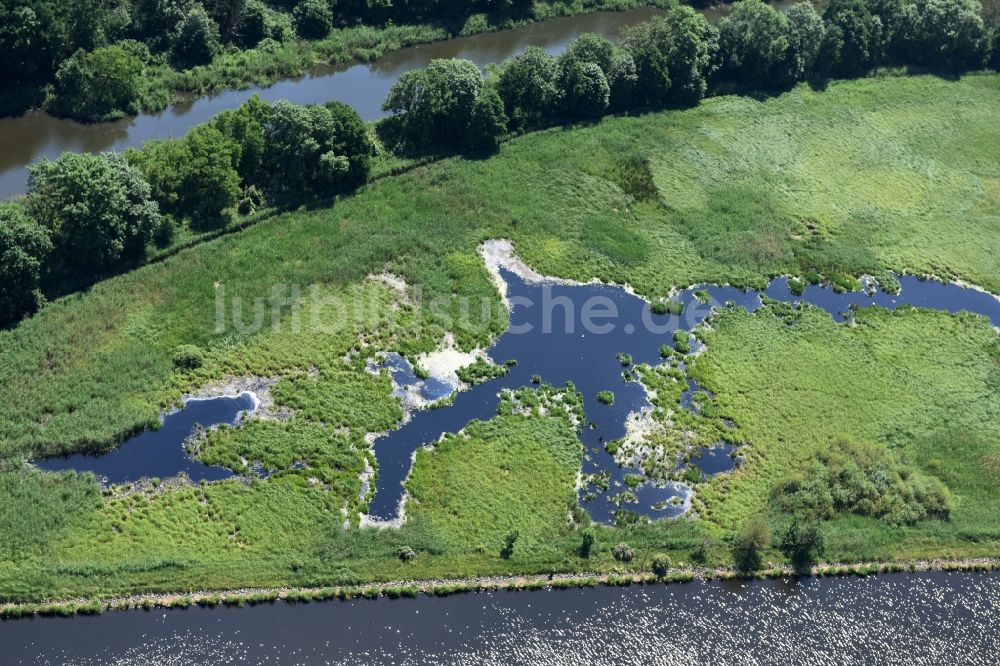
[[0, 73, 998, 602]]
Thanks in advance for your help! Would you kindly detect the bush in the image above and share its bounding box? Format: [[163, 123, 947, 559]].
[[293, 0, 332, 39], [596, 390, 615, 405], [579, 530, 595, 557], [731, 517, 770, 572], [172, 344, 205, 370], [651, 553, 671, 578], [779, 517, 825, 568], [397, 545, 416, 561], [673, 330, 691, 353], [500, 529, 518, 559], [771, 437, 952, 525], [613, 542, 636, 562]]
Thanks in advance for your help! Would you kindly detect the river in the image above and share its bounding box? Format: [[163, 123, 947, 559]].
[[1, 570, 997, 664], [0, 7, 669, 200], [0, 1, 819, 200]]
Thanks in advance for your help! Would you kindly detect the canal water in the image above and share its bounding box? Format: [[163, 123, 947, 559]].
[[1, 570, 997, 664], [36, 266, 1000, 524]]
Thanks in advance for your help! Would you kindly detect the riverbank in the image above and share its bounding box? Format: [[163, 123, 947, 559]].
[[0, 73, 996, 614], [2, 556, 996, 619]]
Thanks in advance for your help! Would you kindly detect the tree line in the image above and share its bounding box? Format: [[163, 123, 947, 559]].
[[0, 97, 372, 324], [377, 0, 1000, 155], [0, 0, 536, 120], [2, 0, 999, 326]]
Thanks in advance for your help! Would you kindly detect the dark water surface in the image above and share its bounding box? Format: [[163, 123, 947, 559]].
[[35, 270, 999, 518], [366, 270, 1000, 522], [0, 7, 665, 199], [35, 393, 257, 483], [2, 570, 998, 664]]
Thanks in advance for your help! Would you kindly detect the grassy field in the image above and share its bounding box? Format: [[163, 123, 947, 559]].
[[0, 73, 997, 602]]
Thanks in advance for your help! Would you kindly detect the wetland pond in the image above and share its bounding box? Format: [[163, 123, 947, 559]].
[[2, 570, 998, 664], [37, 257, 1000, 525]]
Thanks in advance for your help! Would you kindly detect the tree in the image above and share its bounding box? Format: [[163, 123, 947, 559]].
[[171, 3, 221, 67], [607, 50, 639, 111], [210, 95, 271, 184], [621, 18, 673, 107], [896, 0, 988, 71], [26, 153, 162, 279], [0, 204, 51, 325], [562, 32, 616, 75], [557, 60, 610, 118], [293, 0, 332, 38], [991, 25, 1000, 70], [659, 5, 718, 105], [868, 0, 906, 61], [0, 0, 69, 86], [48, 44, 147, 121], [786, 2, 826, 79], [463, 87, 507, 154], [822, 0, 884, 76], [263, 100, 371, 200], [621, 11, 717, 107], [322, 100, 373, 188], [381, 58, 483, 152], [731, 516, 770, 572], [495, 46, 559, 129], [717, 0, 794, 89], [239, 0, 269, 46], [779, 517, 825, 569]]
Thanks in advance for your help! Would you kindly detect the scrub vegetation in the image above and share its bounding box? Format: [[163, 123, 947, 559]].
[[0, 68, 997, 603]]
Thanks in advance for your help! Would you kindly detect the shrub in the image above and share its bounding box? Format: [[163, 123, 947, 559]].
[[651, 553, 671, 578], [731, 516, 770, 572], [673, 330, 691, 353], [397, 545, 416, 561], [596, 390, 615, 405], [613, 542, 636, 562], [500, 529, 518, 559], [579, 530, 595, 557], [172, 344, 205, 370], [779, 517, 825, 569]]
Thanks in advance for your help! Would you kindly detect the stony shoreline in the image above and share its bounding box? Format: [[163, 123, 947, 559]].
[[2, 556, 996, 620]]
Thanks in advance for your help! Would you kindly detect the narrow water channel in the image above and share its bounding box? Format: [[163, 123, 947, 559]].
[[2, 570, 997, 664]]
